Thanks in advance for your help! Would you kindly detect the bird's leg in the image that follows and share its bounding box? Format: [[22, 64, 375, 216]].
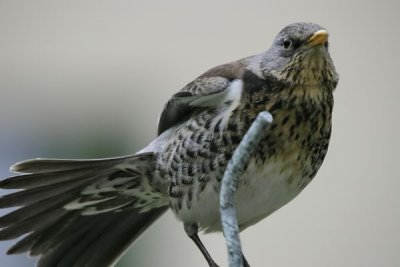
[[184, 223, 219, 267], [242, 253, 250, 267]]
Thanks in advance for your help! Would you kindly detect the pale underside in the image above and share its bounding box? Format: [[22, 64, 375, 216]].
[[174, 150, 303, 233]]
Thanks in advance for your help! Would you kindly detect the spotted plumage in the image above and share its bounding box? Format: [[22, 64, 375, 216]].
[[0, 22, 338, 267]]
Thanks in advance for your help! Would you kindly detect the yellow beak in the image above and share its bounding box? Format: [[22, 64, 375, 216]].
[[308, 29, 329, 46]]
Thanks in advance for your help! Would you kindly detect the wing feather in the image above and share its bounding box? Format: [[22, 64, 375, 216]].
[[157, 58, 250, 135]]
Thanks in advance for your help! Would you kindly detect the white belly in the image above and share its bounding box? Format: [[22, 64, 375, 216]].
[[234, 160, 302, 230], [175, 155, 304, 233]]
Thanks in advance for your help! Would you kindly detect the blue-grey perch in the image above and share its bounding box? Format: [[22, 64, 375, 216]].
[[220, 111, 273, 267]]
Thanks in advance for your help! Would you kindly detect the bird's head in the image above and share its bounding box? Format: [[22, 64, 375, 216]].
[[260, 22, 338, 90]]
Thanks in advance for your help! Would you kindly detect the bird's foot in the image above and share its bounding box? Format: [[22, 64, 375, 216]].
[[208, 261, 219, 267]]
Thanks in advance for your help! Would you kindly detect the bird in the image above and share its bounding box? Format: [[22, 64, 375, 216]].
[[0, 22, 338, 267]]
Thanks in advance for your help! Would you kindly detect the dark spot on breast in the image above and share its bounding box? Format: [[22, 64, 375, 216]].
[[295, 112, 303, 126], [209, 140, 219, 153], [244, 115, 252, 126], [200, 183, 206, 192], [172, 154, 180, 163], [270, 99, 283, 111], [214, 119, 222, 133], [282, 116, 289, 125], [311, 122, 318, 131], [187, 189, 193, 202], [230, 135, 241, 145], [188, 165, 195, 176], [289, 124, 296, 137], [189, 132, 196, 141], [181, 176, 193, 185], [227, 123, 238, 131], [299, 181, 308, 191], [270, 123, 278, 131], [187, 147, 196, 158], [198, 149, 209, 158], [254, 96, 269, 105], [171, 162, 178, 172], [209, 161, 216, 171], [218, 157, 225, 167], [196, 132, 204, 143], [309, 168, 318, 179], [222, 136, 229, 146], [323, 142, 329, 150], [302, 104, 311, 120], [201, 161, 209, 173], [169, 184, 183, 198], [187, 123, 195, 132], [205, 118, 212, 129], [198, 175, 209, 183], [288, 97, 296, 108]]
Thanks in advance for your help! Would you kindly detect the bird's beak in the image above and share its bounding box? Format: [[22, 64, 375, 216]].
[[307, 29, 329, 46]]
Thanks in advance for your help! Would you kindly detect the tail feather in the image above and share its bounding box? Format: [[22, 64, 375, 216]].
[[10, 155, 134, 173], [0, 168, 104, 189], [7, 211, 81, 255], [45, 214, 115, 267], [0, 192, 73, 227], [36, 209, 167, 267], [0, 177, 97, 208], [82, 209, 166, 267], [0, 207, 68, 240], [8, 230, 41, 255], [0, 153, 169, 266]]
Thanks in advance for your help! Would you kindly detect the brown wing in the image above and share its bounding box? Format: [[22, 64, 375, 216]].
[[157, 58, 249, 135]]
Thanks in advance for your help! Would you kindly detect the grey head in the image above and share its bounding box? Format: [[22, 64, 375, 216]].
[[260, 22, 338, 89]]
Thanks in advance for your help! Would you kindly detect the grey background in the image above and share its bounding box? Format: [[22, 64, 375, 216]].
[[0, 0, 399, 266]]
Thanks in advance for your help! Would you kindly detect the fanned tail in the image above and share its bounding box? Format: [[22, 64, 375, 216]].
[[0, 153, 169, 267]]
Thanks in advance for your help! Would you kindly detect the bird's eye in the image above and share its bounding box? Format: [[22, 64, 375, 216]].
[[283, 39, 292, 49]]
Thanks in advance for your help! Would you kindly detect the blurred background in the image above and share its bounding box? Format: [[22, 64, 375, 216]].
[[0, 1, 399, 266]]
